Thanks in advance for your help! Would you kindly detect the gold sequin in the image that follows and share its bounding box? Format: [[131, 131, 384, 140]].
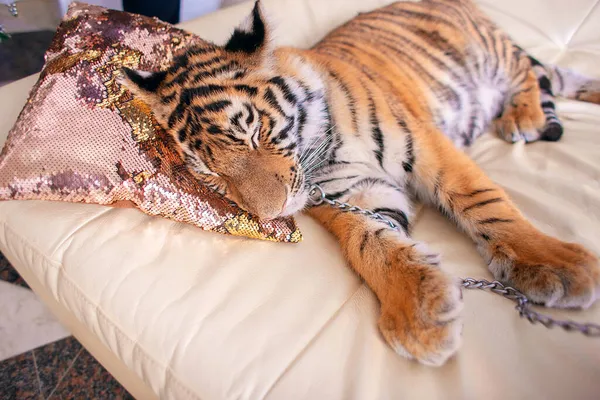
[[0, 3, 301, 243]]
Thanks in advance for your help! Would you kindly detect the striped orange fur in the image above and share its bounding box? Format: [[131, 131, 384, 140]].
[[121, 0, 600, 366]]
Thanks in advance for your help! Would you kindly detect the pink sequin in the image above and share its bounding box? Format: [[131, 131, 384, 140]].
[[0, 3, 301, 243]]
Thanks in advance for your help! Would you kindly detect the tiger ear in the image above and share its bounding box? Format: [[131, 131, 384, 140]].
[[119, 68, 171, 123], [225, 1, 270, 55]]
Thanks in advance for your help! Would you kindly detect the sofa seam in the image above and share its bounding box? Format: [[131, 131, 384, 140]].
[[563, 0, 599, 47], [0, 220, 203, 400]]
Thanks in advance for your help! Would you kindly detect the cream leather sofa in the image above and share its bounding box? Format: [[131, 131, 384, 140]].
[[1, 0, 600, 399]]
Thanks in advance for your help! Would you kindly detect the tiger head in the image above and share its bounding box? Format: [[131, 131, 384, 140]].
[[120, 2, 327, 220]]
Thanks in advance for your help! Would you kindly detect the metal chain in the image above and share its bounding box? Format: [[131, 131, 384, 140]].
[[308, 184, 600, 337], [461, 278, 600, 336]]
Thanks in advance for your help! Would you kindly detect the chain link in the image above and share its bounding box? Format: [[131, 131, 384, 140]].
[[308, 184, 600, 337]]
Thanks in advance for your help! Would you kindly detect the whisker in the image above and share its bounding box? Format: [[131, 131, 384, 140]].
[[300, 135, 331, 167], [303, 139, 339, 171], [303, 157, 328, 177]]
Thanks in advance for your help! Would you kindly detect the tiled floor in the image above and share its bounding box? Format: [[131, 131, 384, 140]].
[[0, 257, 134, 399], [1, 336, 134, 399], [0, 280, 70, 361]]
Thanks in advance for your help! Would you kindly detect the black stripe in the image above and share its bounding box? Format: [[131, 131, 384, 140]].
[[163, 70, 189, 88], [165, 56, 222, 87], [168, 90, 193, 128], [268, 76, 298, 104], [528, 55, 543, 67], [203, 100, 232, 113], [541, 101, 555, 110], [161, 92, 177, 104], [245, 103, 255, 126], [263, 88, 286, 116], [402, 129, 414, 173], [190, 56, 222, 70], [193, 61, 241, 82], [368, 98, 385, 168], [177, 126, 187, 143], [184, 85, 226, 100], [223, 132, 246, 145], [538, 76, 552, 92], [207, 125, 222, 134], [463, 197, 503, 212], [234, 84, 258, 97], [281, 142, 297, 153], [168, 104, 185, 128], [189, 113, 205, 137], [478, 218, 514, 225], [479, 233, 491, 241], [372, 207, 410, 234], [328, 71, 358, 131], [298, 80, 315, 102], [230, 111, 244, 129], [384, 5, 457, 29], [168, 54, 190, 73], [205, 145, 215, 162], [271, 117, 295, 144], [297, 105, 307, 139], [460, 188, 496, 197], [465, 111, 480, 145], [191, 106, 205, 115], [555, 68, 565, 92], [187, 45, 219, 57], [258, 109, 276, 134], [360, 232, 370, 254]]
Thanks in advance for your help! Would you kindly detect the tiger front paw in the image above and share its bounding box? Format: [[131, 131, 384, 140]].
[[377, 255, 463, 366], [485, 233, 600, 308]]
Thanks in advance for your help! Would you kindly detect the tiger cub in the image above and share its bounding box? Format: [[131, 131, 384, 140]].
[[121, 0, 600, 366]]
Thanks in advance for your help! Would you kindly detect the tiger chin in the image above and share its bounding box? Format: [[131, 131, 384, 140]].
[[120, 0, 600, 366]]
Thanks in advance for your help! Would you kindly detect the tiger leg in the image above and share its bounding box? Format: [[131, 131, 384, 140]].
[[493, 57, 546, 143], [413, 129, 600, 308], [550, 65, 600, 105], [529, 55, 564, 141], [308, 181, 463, 366]]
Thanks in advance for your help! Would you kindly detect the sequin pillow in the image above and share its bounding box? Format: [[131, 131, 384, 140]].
[[0, 3, 301, 243]]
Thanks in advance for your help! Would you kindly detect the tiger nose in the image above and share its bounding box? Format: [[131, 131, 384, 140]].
[[249, 201, 285, 221], [242, 188, 288, 221]]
